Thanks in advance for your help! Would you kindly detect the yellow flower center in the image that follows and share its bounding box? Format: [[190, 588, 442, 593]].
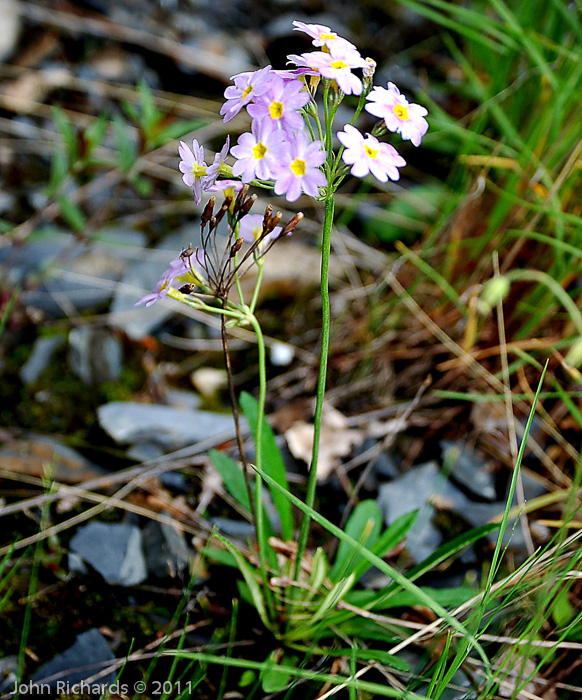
[[290, 158, 306, 177], [269, 101, 284, 119], [242, 85, 253, 99], [192, 164, 207, 177], [251, 225, 262, 241], [160, 280, 169, 292], [320, 32, 337, 40], [393, 104, 409, 120], [364, 144, 379, 159], [330, 60, 348, 70], [253, 142, 268, 160]]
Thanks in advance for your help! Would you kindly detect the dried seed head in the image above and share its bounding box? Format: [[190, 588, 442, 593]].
[[262, 204, 273, 230], [180, 243, 195, 261], [201, 197, 215, 227], [214, 197, 232, 225], [230, 237, 244, 257], [240, 193, 258, 218], [281, 212, 304, 237], [234, 184, 250, 212], [178, 283, 197, 295]]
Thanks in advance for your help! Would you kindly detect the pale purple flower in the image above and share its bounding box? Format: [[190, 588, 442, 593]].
[[135, 256, 192, 307], [231, 118, 290, 183], [366, 82, 429, 147], [292, 21, 356, 51], [179, 139, 209, 204], [274, 131, 327, 202], [220, 66, 273, 123], [247, 76, 310, 133], [205, 136, 230, 183], [206, 179, 244, 193], [239, 214, 282, 248], [337, 124, 406, 181], [292, 43, 367, 96]]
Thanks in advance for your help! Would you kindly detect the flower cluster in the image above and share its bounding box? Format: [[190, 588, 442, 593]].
[[177, 21, 429, 209], [139, 21, 430, 307]]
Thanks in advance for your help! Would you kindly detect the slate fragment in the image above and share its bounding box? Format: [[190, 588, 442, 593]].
[[97, 401, 237, 451], [70, 522, 147, 586], [0, 436, 104, 483], [31, 629, 115, 686], [143, 520, 190, 578], [441, 440, 497, 501], [377, 461, 471, 562]]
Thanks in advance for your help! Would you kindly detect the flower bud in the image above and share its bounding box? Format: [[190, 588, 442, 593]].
[[566, 337, 582, 368], [480, 276, 511, 312]]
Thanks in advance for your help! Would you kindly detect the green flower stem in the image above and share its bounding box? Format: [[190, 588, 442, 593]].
[[294, 193, 335, 579], [249, 260, 264, 315], [248, 312, 275, 617]]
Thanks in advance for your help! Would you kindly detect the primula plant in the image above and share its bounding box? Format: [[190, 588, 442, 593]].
[[137, 19, 439, 686]]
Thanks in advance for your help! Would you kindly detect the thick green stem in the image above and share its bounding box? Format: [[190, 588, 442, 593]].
[[294, 194, 335, 576], [248, 313, 274, 616]]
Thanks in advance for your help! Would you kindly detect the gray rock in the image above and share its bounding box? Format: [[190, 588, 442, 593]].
[[377, 461, 471, 562], [0, 655, 18, 692], [97, 402, 238, 451], [441, 440, 497, 501], [143, 520, 190, 578], [0, 436, 104, 483], [210, 517, 256, 539], [20, 335, 66, 384], [68, 327, 123, 385], [31, 629, 115, 686], [70, 522, 147, 586], [126, 441, 165, 463], [109, 227, 202, 339], [160, 470, 189, 493], [165, 388, 202, 411]]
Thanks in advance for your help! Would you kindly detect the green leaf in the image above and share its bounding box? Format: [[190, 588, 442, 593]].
[[201, 545, 237, 568], [286, 573, 356, 640], [57, 195, 86, 233], [239, 670, 255, 688], [84, 113, 109, 155], [351, 509, 419, 581], [45, 149, 68, 197], [52, 107, 77, 162], [296, 646, 410, 673], [252, 462, 491, 672], [347, 585, 477, 610], [113, 115, 137, 173], [239, 391, 293, 540], [260, 652, 298, 693], [216, 534, 272, 631], [137, 80, 160, 137], [330, 500, 382, 582], [209, 449, 251, 512], [406, 523, 500, 583]]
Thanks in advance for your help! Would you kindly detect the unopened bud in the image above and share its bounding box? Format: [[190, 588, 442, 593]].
[[363, 57, 376, 81], [566, 337, 582, 368], [480, 276, 511, 311]]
